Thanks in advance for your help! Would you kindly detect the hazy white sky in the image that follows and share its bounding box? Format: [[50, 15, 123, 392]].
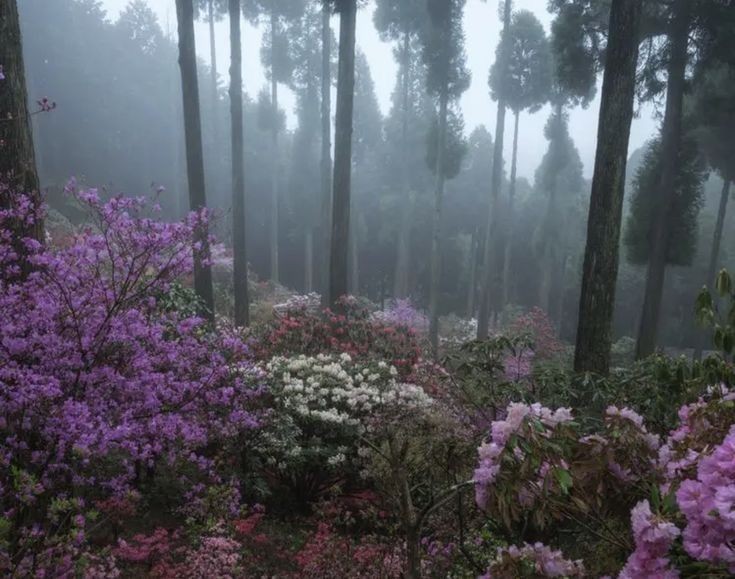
[[98, 0, 660, 180]]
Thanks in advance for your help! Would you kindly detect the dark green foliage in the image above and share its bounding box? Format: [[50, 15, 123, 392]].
[[489, 10, 552, 114], [696, 269, 735, 359], [547, 0, 607, 106], [422, 0, 470, 100], [624, 132, 707, 267], [691, 63, 735, 181], [353, 50, 383, 164], [256, 88, 286, 132], [373, 0, 426, 41], [425, 107, 467, 180]]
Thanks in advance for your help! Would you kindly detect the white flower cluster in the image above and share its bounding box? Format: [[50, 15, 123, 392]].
[[266, 354, 433, 430], [273, 292, 322, 315]]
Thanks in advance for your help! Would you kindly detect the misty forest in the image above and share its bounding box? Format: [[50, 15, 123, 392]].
[[2, 0, 735, 576]]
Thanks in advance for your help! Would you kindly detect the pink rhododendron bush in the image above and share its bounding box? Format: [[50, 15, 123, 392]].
[[473, 391, 735, 577]]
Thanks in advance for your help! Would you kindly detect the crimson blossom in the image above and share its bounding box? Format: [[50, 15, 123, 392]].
[[0, 184, 260, 572]]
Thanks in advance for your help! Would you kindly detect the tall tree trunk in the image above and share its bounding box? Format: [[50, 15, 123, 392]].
[[176, 0, 215, 320], [320, 1, 332, 303], [269, 10, 280, 284], [305, 229, 313, 292], [477, 0, 512, 339], [208, 0, 219, 141], [466, 228, 478, 317], [393, 32, 412, 299], [694, 178, 731, 359], [349, 219, 358, 294], [229, 0, 249, 327], [574, 0, 641, 374], [539, 104, 563, 315], [429, 90, 448, 357], [635, 0, 691, 360], [555, 253, 568, 333], [0, 0, 42, 241], [501, 109, 520, 308], [328, 0, 357, 307]]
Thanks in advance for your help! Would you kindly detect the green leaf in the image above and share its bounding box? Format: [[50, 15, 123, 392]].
[[715, 269, 732, 297], [554, 468, 573, 494]]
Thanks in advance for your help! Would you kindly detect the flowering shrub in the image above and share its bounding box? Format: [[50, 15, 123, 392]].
[[255, 296, 423, 377], [257, 353, 432, 504], [676, 426, 735, 572], [474, 390, 735, 577], [294, 521, 403, 579], [618, 500, 680, 579], [373, 298, 429, 336], [0, 187, 260, 573], [480, 542, 585, 578], [506, 307, 564, 360]]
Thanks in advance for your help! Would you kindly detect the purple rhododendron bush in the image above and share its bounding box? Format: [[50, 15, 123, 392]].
[[3, 188, 735, 578]]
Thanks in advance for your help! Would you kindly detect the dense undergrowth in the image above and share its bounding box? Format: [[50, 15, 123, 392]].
[[2, 189, 735, 577]]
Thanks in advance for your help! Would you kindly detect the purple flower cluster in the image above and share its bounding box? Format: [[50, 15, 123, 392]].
[[676, 426, 735, 572], [502, 348, 534, 382], [619, 500, 680, 578], [373, 298, 429, 335], [481, 542, 585, 577], [474, 403, 573, 509], [1, 186, 260, 570]]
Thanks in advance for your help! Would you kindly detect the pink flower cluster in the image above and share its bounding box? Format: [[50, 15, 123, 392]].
[[619, 500, 680, 578], [474, 403, 573, 509], [481, 542, 585, 577], [676, 426, 735, 572]]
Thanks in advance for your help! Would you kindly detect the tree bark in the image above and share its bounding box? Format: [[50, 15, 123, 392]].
[[393, 32, 412, 299], [0, 0, 43, 241], [501, 109, 520, 308], [269, 9, 280, 284], [466, 228, 478, 317], [320, 1, 332, 303], [229, 0, 249, 326], [305, 229, 314, 292], [208, 0, 219, 142], [574, 0, 641, 374], [477, 0, 512, 339], [635, 0, 691, 360], [328, 0, 357, 307], [694, 178, 731, 359], [429, 89, 448, 357], [176, 0, 215, 320]]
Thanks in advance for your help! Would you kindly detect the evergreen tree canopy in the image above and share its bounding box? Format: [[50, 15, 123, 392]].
[[625, 131, 708, 266], [422, 0, 470, 100], [489, 9, 552, 114]]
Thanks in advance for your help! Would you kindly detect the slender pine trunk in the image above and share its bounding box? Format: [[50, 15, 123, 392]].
[[477, 0, 512, 339], [694, 178, 731, 359], [269, 10, 280, 284], [466, 228, 478, 317], [305, 229, 313, 292], [429, 90, 449, 357], [320, 1, 332, 303], [176, 0, 215, 320], [229, 0, 249, 327], [574, 0, 641, 374], [0, 0, 43, 241], [393, 32, 412, 299], [328, 0, 357, 307], [635, 0, 691, 360], [208, 0, 219, 142], [502, 109, 520, 308]]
